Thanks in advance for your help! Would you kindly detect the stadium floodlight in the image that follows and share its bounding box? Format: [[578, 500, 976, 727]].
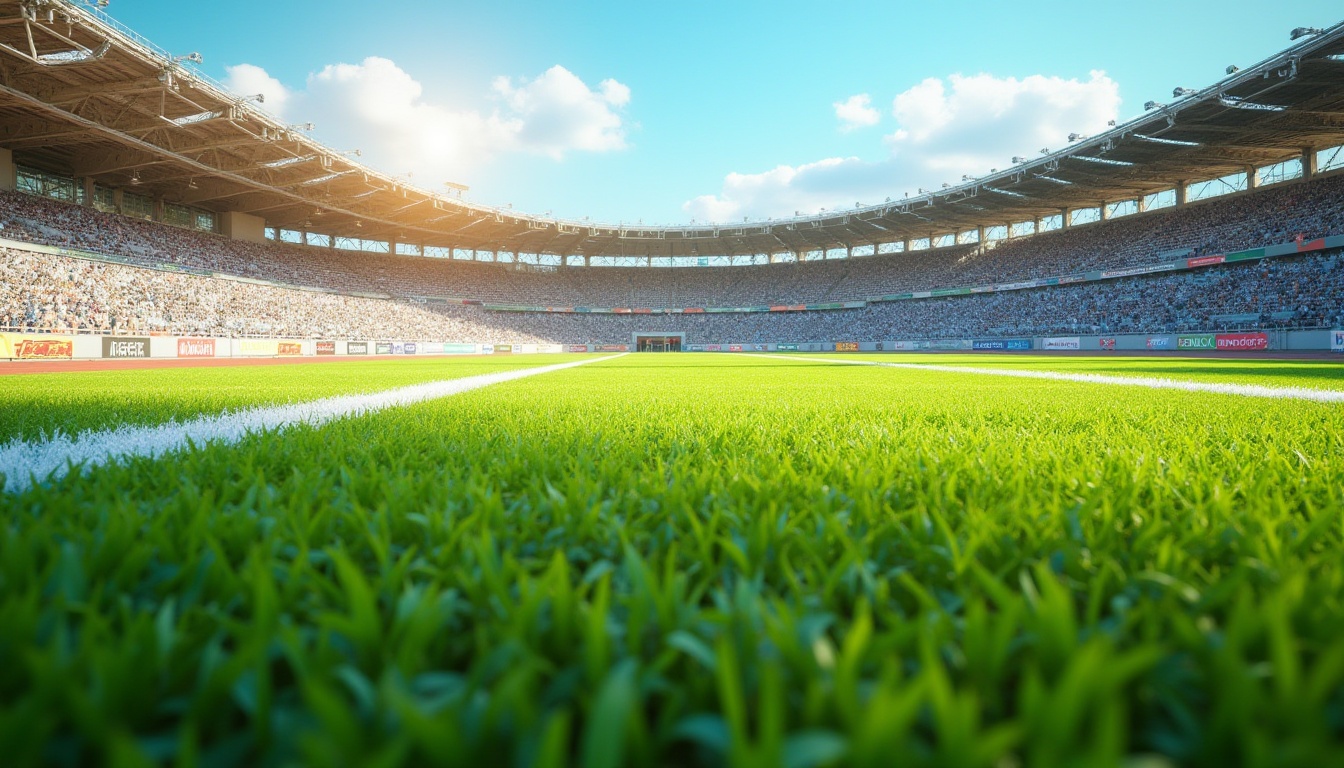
[[1011, 156, 1026, 164], [173, 52, 203, 65], [129, 170, 141, 185], [186, 178, 198, 190], [1144, 100, 1164, 111], [961, 174, 975, 181], [1290, 26, 1324, 40], [1173, 87, 1198, 98], [289, 123, 315, 132], [1107, 120, 1117, 126], [1226, 64, 1241, 74], [1039, 148, 1050, 155], [1068, 133, 1084, 142], [235, 94, 265, 105], [1133, 133, 1202, 147], [941, 183, 951, 189]]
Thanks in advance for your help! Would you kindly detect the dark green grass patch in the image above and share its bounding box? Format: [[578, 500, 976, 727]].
[[2, 353, 1343, 767]]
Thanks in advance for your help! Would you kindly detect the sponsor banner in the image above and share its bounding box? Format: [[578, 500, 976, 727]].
[[567, 344, 590, 353], [278, 342, 303, 356], [1187, 255, 1226, 268], [375, 342, 394, 355], [238, 339, 304, 356], [834, 342, 860, 352], [391, 343, 405, 355], [404, 342, 418, 354], [1147, 336, 1173, 350], [493, 344, 513, 354], [519, 344, 538, 354], [102, 336, 150, 359], [316, 341, 336, 356], [973, 339, 1033, 351], [686, 344, 706, 352], [890, 341, 919, 351], [728, 344, 744, 352], [177, 338, 216, 358], [442, 343, 476, 354], [1216, 332, 1269, 351], [921, 339, 972, 351], [537, 344, 564, 353], [0, 333, 74, 359], [753, 344, 768, 351], [1177, 334, 1216, 350], [598, 344, 628, 352], [1332, 330, 1344, 353], [346, 341, 369, 355], [1042, 337, 1081, 351], [776, 343, 799, 351], [705, 344, 723, 352], [1099, 338, 1117, 351], [1100, 263, 1177, 279]]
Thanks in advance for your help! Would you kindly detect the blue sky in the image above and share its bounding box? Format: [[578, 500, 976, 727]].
[[103, 0, 1338, 224]]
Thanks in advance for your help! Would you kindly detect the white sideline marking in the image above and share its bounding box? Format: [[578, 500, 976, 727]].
[[0, 354, 625, 494], [761, 354, 1344, 403]]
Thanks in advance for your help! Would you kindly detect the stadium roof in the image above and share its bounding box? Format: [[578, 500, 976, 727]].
[[2, 0, 1344, 260]]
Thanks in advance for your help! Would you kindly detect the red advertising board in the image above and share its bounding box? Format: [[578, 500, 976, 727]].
[[177, 338, 215, 358], [568, 344, 589, 352], [1099, 338, 1116, 350], [728, 344, 744, 352], [316, 341, 336, 355], [1187, 255, 1226, 268], [835, 342, 860, 352], [1215, 332, 1269, 351], [598, 344, 628, 352], [277, 342, 303, 356]]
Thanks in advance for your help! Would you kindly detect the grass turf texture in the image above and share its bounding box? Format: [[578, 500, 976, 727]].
[[0, 355, 595, 444], [2, 353, 1343, 767]]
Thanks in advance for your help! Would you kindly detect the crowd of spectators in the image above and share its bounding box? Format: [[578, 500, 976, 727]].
[[1, 172, 1342, 343]]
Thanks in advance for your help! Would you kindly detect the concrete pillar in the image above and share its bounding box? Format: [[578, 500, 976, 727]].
[[902, 238, 910, 252], [1099, 202, 1109, 221], [153, 197, 165, 222], [1137, 194, 1148, 213], [0, 147, 13, 191], [1061, 208, 1071, 229], [976, 225, 985, 243], [1245, 165, 1259, 190], [388, 238, 398, 256], [82, 177, 95, 206], [846, 245, 853, 259], [112, 188, 125, 214], [1302, 147, 1317, 180], [219, 211, 268, 243], [1175, 182, 1187, 207]]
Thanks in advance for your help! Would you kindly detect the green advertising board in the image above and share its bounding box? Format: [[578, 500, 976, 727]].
[[1177, 334, 1216, 349], [443, 343, 476, 354], [776, 344, 799, 351]]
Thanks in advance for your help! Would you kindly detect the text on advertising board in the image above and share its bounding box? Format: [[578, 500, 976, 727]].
[[0, 334, 74, 359], [177, 338, 215, 357], [1215, 332, 1269, 351], [102, 336, 150, 358], [316, 341, 336, 355], [835, 342, 859, 352], [347, 341, 369, 355]]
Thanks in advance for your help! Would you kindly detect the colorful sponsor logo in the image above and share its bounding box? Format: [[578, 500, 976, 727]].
[[686, 344, 705, 352], [705, 345, 722, 352], [1332, 330, 1344, 353], [1177, 334, 1216, 350], [1215, 332, 1269, 351], [102, 336, 150, 359], [375, 342, 394, 355], [835, 342, 859, 352], [890, 341, 919, 351], [177, 338, 215, 358], [728, 344, 744, 352], [316, 341, 336, 355], [1042, 337, 1081, 351], [776, 343, 799, 351], [2, 334, 75, 359], [974, 339, 1033, 351], [347, 341, 369, 355], [1187, 255, 1226, 268], [1099, 338, 1116, 350], [494, 344, 514, 354], [598, 344, 628, 352], [278, 342, 303, 356], [392, 343, 405, 355], [1147, 336, 1173, 350], [567, 344, 590, 353], [404, 342, 418, 354]]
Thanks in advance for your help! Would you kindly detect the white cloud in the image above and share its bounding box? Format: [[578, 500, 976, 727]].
[[685, 70, 1120, 223], [833, 93, 880, 131], [223, 58, 631, 182]]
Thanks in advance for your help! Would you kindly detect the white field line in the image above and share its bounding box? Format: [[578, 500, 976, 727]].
[[1, 354, 625, 494], [761, 354, 1344, 403]]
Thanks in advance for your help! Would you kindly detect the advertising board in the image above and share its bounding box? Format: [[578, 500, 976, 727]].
[[686, 344, 705, 352], [1333, 330, 1344, 352], [316, 341, 336, 356], [705, 344, 722, 351], [518, 344, 538, 354], [445, 343, 478, 354], [568, 344, 590, 353], [922, 340, 971, 350], [346, 341, 369, 355], [1147, 336, 1173, 350], [598, 344, 629, 352], [728, 344, 744, 352], [1098, 338, 1116, 350], [0, 333, 73, 359], [890, 341, 919, 351], [375, 342, 393, 355], [404, 342, 418, 354], [834, 342, 859, 352], [1187, 255, 1226, 268], [1177, 334, 1216, 350], [494, 344, 513, 354], [278, 342, 302, 356], [177, 338, 216, 358], [1215, 332, 1269, 351], [537, 344, 564, 353], [1042, 337, 1081, 351], [101, 336, 150, 359], [974, 339, 1032, 351], [776, 344, 799, 351]]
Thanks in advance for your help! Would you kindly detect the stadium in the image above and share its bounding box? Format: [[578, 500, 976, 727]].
[[1, 0, 1344, 765]]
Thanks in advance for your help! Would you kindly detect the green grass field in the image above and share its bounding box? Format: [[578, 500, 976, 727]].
[[2, 353, 1342, 767]]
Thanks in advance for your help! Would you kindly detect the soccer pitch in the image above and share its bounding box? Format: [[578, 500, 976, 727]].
[[2, 353, 1343, 766]]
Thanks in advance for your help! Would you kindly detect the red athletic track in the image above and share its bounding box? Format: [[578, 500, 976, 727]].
[[0, 349, 1337, 376]]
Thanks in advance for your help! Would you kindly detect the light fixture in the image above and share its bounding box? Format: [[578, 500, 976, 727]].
[[289, 122, 315, 132], [961, 174, 975, 181], [1173, 87, 1197, 98], [1011, 156, 1026, 164], [173, 52, 203, 65], [1039, 148, 1050, 155], [1107, 120, 1117, 126], [1068, 132, 1084, 142], [129, 170, 141, 185], [186, 178, 198, 190], [1290, 27, 1324, 40], [1144, 100, 1164, 111], [941, 182, 951, 189], [1226, 64, 1241, 74]]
